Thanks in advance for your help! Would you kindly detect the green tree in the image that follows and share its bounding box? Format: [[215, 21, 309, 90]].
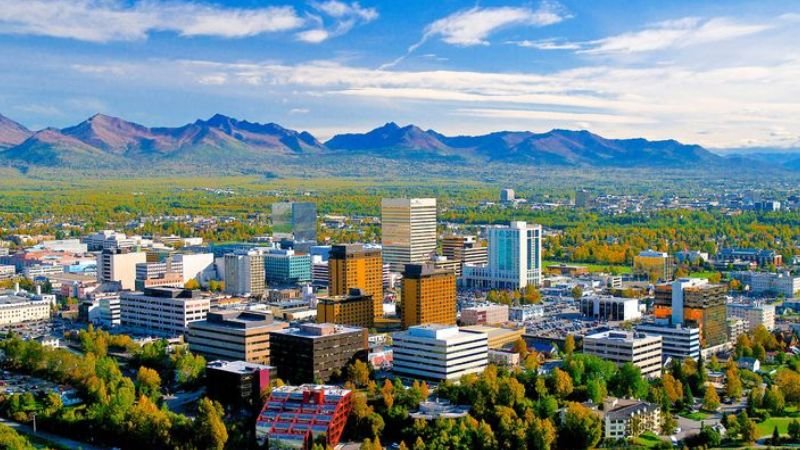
[[346, 360, 371, 388], [788, 418, 800, 442], [193, 398, 228, 450], [702, 386, 720, 411], [610, 363, 648, 399], [773, 425, 781, 446], [557, 402, 602, 450], [136, 366, 162, 399], [763, 385, 785, 415], [551, 368, 574, 398]]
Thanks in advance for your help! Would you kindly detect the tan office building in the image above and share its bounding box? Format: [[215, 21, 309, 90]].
[[401, 263, 456, 329], [187, 310, 288, 364], [97, 249, 147, 290], [381, 198, 437, 272]]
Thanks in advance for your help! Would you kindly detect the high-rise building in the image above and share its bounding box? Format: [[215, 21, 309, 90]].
[[271, 202, 317, 242], [392, 325, 488, 381], [317, 288, 374, 328], [575, 189, 593, 208], [401, 263, 456, 329], [173, 253, 216, 286], [263, 249, 311, 287], [224, 252, 265, 297], [381, 198, 437, 272], [462, 221, 542, 290], [96, 249, 147, 290], [583, 330, 663, 378], [441, 235, 488, 277], [187, 310, 288, 364], [654, 278, 727, 348], [633, 250, 675, 282], [269, 323, 368, 384], [500, 188, 515, 202], [328, 244, 383, 318]]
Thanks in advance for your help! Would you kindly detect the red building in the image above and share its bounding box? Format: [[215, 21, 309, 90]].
[[256, 385, 352, 449]]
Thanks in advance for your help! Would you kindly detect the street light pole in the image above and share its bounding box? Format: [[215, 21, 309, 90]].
[[31, 412, 36, 433]]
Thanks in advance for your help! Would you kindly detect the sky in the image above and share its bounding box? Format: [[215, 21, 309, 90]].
[[0, 0, 799, 150]]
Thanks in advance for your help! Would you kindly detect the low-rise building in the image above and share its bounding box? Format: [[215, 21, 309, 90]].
[[269, 323, 367, 384], [188, 310, 288, 364], [256, 385, 352, 449], [206, 360, 274, 409], [635, 322, 700, 361], [460, 304, 509, 325], [727, 302, 776, 331], [316, 288, 374, 328], [730, 271, 800, 297], [461, 324, 524, 349], [392, 324, 488, 381], [0, 293, 51, 325], [593, 398, 661, 440], [120, 287, 209, 337], [509, 304, 545, 321], [583, 330, 662, 378], [580, 296, 641, 321]]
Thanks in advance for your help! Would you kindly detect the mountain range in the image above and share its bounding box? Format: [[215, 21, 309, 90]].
[[0, 112, 794, 173]]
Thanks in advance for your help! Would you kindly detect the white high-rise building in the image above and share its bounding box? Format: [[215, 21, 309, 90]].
[[174, 253, 216, 285], [381, 198, 437, 272], [392, 324, 488, 381], [224, 252, 265, 297], [96, 249, 147, 290], [462, 221, 542, 289]]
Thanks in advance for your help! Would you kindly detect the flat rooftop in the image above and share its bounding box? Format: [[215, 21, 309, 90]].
[[207, 360, 273, 374]]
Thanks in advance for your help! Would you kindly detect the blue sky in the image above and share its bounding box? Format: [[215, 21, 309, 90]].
[[1, 0, 799, 149]]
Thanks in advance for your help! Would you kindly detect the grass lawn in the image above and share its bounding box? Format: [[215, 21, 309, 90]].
[[687, 271, 720, 279], [632, 432, 666, 448], [756, 417, 795, 437], [543, 260, 632, 274], [682, 411, 710, 421]]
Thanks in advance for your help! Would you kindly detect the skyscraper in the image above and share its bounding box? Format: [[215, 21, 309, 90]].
[[224, 251, 265, 297], [271, 202, 317, 242], [381, 198, 437, 272], [401, 263, 456, 329], [462, 221, 542, 289], [328, 244, 383, 319], [654, 278, 727, 348]]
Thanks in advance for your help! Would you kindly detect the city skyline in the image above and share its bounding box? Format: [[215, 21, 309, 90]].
[[0, 0, 798, 149]]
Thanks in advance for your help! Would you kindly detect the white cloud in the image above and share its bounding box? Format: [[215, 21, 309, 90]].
[[424, 3, 567, 47], [297, 1, 378, 43], [0, 0, 305, 42], [380, 1, 568, 69], [289, 108, 310, 114], [509, 38, 581, 50], [580, 16, 770, 54]]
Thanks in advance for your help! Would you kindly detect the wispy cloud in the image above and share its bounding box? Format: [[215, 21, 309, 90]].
[[296, 1, 378, 43], [0, 0, 306, 42], [508, 38, 581, 50], [579, 17, 770, 54], [380, 1, 569, 69]]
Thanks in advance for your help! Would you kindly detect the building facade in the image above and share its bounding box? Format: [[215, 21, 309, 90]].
[[206, 360, 273, 409], [583, 330, 662, 378], [96, 249, 147, 291], [392, 325, 488, 381], [188, 310, 288, 364], [401, 263, 457, 329], [730, 271, 800, 297], [0, 294, 51, 325], [580, 296, 642, 321], [120, 287, 209, 336], [316, 289, 375, 329], [381, 198, 437, 272], [460, 304, 509, 325], [633, 250, 675, 281], [727, 302, 776, 331], [462, 221, 542, 290], [224, 251, 265, 297], [329, 244, 384, 319], [269, 323, 368, 384], [655, 278, 728, 348], [441, 235, 488, 277], [634, 322, 700, 361], [264, 249, 311, 287]]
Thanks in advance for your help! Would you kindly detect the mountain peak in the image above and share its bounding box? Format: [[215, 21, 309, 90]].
[[0, 113, 33, 149]]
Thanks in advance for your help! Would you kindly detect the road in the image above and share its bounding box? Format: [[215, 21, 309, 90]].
[[0, 416, 106, 450]]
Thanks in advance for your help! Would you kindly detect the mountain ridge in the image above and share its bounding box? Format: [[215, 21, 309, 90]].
[[0, 112, 776, 172]]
